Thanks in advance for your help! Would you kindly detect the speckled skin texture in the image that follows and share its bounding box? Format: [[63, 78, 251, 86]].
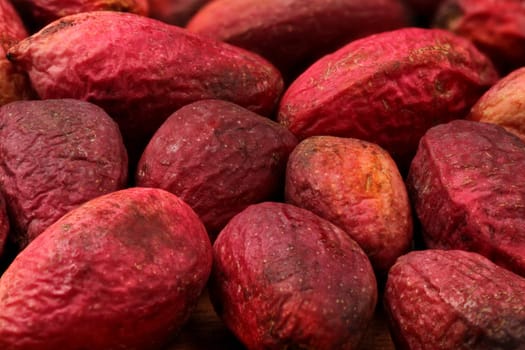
[[0, 187, 212, 350], [407, 120, 525, 277], [0, 194, 9, 257], [278, 27, 498, 170], [434, 0, 525, 74], [186, 0, 411, 78], [0, 0, 32, 106], [7, 11, 284, 162], [136, 100, 297, 237], [285, 136, 412, 273], [211, 202, 377, 350], [12, 0, 148, 30], [0, 99, 128, 248], [468, 67, 525, 142], [385, 249, 525, 349], [149, 0, 209, 26]]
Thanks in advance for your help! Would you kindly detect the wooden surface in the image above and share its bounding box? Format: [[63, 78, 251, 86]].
[[167, 289, 395, 349]]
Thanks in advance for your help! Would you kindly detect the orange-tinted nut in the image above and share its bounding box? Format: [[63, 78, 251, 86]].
[[468, 67, 525, 142], [285, 136, 412, 273], [0, 0, 32, 106]]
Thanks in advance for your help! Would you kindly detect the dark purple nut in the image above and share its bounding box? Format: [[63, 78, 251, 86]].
[[0, 98, 128, 248], [136, 99, 297, 237], [187, 0, 412, 78], [149, 0, 210, 25]]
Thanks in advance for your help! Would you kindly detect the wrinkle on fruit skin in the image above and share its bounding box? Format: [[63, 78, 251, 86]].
[[6, 11, 284, 163], [211, 202, 377, 350], [285, 136, 413, 273], [12, 0, 149, 30], [136, 100, 297, 237], [0, 99, 128, 248], [278, 27, 498, 170], [186, 0, 411, 78], [0, 188, 213, 350], [385, 250, 525, 349], [434, 0, 525, 74], [407, 120, 525, 277]]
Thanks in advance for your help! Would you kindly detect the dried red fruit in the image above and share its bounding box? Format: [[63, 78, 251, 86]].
[[285, 136, 412, 273], [0, 187, 212, 349], [434, 0, 525, 74], [12, 0, 149, 30], [187, 0, 411, 78], [407, 120, 525, 276], [0, 99, 128, 248], [149, 0, 209, 25], [468, 67, 525, 142], [136, 99, 297, 237], [385, 249, 525, 349], [7, 11, 284, 163], [278, 27, 498, 170], [0, 0, 33, 106], [211, 202, 377, 349]]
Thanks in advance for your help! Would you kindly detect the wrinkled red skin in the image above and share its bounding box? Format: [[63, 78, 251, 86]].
[[468, 67, 525, 142], [211, 202, 377, 350], [0, 194, 9, 258], [149, 0, 210, 26], [434, 0, 525, 74], [7, 11, 284, 164], [278, 27, 499, 171], [187, 0, 411, 79], [136, 99, 297, 238], [285, 136, 412, 273], [407, 120, 525, 277], [0, 0, 32, 106], [0, 187, 212, 350], [12, 0, 148, 31], [0, 99, 128, 248], [385, 249, 525, 349]]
